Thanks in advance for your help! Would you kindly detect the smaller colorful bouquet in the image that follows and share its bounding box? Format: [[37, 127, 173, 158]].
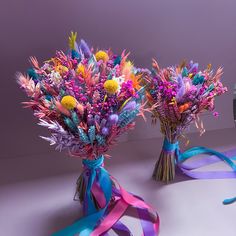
[[145, 59, 229, 182], [17, 32, 159, 235]]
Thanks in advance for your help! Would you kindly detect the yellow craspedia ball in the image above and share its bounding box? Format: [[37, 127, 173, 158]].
[[104, 80, 119, 94], [95, 50, 109, 62], [61, 95, 77, 110], [76, 64, 85, 77], [55, 65, 69, 74]]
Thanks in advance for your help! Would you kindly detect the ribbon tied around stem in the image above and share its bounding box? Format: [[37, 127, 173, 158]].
[[52, 155, 159, 236]]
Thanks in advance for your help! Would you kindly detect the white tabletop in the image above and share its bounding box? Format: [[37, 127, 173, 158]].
[[0, 128, 236, 236]]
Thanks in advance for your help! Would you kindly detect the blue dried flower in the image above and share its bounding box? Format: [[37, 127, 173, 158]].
[[182, 67, 188, 77], [27, 68, 39, 81], [71, 111, 80, 125], [205, 83, 215, 93], [88, 125, 96, 144], [96, 134, 105, 146], [192, 74, 205, 85], [118, 109, 139, 128], [63, 117, 78, 132], [78, 128, 90, 144], [114, 56, 121, 66], [136, 87, 145, 102], [59, 89, 66, 97], [45, 94, 52, 101], [71, 49, 81, 62]]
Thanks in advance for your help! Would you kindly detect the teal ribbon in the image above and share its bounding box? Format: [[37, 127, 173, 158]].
[[163, 138, 236, 170], [52, 156, 112, 236], [162, 138, 236, 204], [163, 138, 179, 153], [223, 196, 236, 205], [178, 146, 236, 171]]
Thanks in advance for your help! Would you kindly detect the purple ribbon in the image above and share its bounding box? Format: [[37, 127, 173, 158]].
[[163, 138, 236, 204]]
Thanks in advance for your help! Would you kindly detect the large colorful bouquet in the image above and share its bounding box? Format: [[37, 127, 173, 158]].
[[17, 32, 159, 235], [145, 59, 228, 182]]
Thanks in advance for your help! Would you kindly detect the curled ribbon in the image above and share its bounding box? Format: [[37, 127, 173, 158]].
[[52, 156, 159, 235], [162, 138, 236, 204]]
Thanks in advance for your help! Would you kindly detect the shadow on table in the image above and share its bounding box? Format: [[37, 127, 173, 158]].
[[45, 202, 83, 236]]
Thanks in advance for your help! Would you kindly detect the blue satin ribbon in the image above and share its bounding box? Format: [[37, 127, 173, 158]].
[[162, 138, 236, 204], [163, 138, 179, 153], [52, 156, 112, 236]]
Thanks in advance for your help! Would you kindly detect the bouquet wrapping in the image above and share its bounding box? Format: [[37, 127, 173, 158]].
[[145, 59, 236, 188], [17, 32, 159, 235]]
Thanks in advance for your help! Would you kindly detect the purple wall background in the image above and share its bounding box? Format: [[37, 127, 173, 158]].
[[0, 0, 235, 160]]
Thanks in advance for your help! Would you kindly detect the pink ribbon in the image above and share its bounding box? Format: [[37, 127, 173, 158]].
[[90, 176, 160, 235], [91, 182, 106, 208]]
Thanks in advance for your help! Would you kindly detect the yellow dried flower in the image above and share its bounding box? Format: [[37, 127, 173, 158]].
[[61, 95, 77, 110], [55, 65, 69, 74], [95, 50, 109, 62], [104, 80, 119, 94], [76, 64, 85, 77], [68, 31, 77, 50]]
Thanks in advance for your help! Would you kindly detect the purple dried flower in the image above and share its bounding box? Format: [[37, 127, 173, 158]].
[[188, 63, 199, 74], [101, 127, 109, 136], [123, 101, 137, 111], [79, 39, 92, 58], [108, 114, 119, 125]]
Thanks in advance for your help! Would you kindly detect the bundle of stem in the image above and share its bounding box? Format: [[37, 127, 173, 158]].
[[153, 148, 176, 182], [152, 122, 177, 182]]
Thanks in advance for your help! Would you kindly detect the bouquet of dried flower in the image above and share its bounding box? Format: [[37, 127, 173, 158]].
[[17, 32, 159, 235]]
